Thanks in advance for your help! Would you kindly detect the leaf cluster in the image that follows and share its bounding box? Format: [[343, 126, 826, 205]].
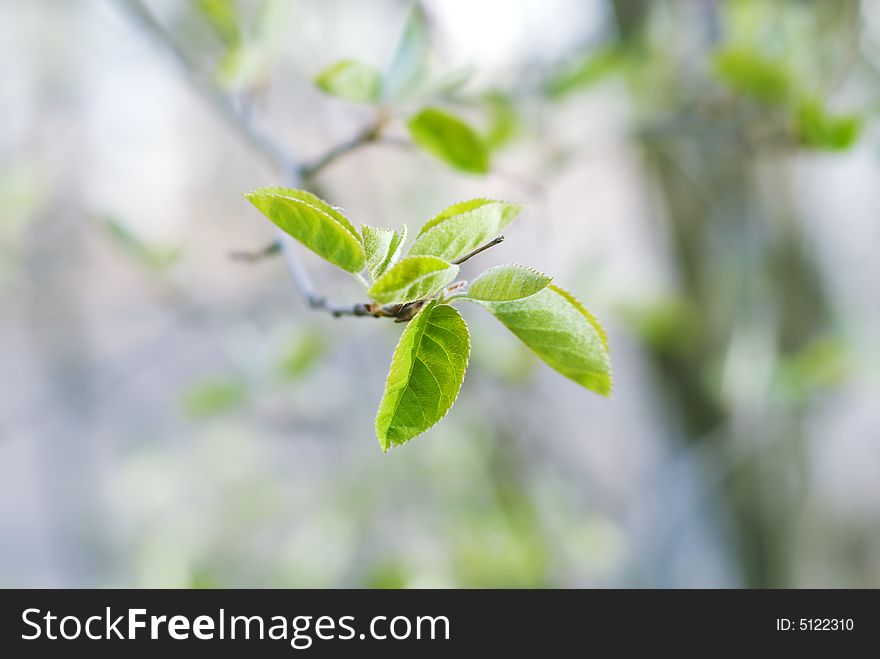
[[246, 188, 612, 450]]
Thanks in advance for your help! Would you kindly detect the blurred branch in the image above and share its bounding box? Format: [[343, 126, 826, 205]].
[[229, 241, 282, 262], [300, 115, 388, 180], [116, 0, 296, 178], [115, 0, 383, 319]]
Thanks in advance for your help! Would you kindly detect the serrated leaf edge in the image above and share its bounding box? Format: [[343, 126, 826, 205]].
[[549, 283, 613, 396], [376, 224, 408, 280], [416, 198, 521, 238], [246, 189, 363, 245], [376, 302, 471, 451], [474, 281, 613, 397], [464, 263, 552, 301]]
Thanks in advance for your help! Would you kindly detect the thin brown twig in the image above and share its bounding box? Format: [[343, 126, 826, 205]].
[[452, 235, 505, 265]]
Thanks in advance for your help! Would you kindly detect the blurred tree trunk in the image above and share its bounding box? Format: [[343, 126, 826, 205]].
[[611, 0, 837, 587]]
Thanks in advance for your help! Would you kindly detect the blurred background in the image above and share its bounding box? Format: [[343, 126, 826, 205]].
[[1, 0, 879, 588]]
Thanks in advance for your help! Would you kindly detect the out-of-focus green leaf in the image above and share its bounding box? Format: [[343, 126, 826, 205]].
[[619, 296, 702, 354], [409, 199, 521, 263], [279, 329, 327, 380], [363, 562, 409, 589], [407, 108, 490, 174], [382, 3, 430, 101], [245, 187, 365, 273], [777, 337, 848, 402], [479, 285, 611, 396], [452, 511, 549, 587], [422, 64, 475, 98], [466, 264, 551, 302], [101, 215, 179, 270], [547, 46, 625, 98], [368, 256, 458, 304], [713, 47, 793, 105], [795, 98, 862, 151], [182, 378, 246, 418], [315, 59, 383, 103], [188, 569, 222, 590], [197, 0, 240, 47], [215, 0, 291, 90], [484, 92, 519, 149], [375, 302, 470, 450]]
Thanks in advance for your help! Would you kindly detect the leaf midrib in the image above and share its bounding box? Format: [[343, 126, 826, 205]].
[[386, 308, 435, 433], [259, 192, 361, 244]]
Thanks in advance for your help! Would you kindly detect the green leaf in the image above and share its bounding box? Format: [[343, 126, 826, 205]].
[[619, 296, 701, 355], [375, 301, 470, 450], [382, 3, 429, 101], [279, 328, 327, 380], [101, 214, 179, 270], [484, 92, 519, 150], [466, 264, 551, 302], [407, 108, 490, 174], [479, 284, 611, 396], [713, 47, 793, 105], [423, 64, 476, 98], [315, 59, 382, 103], [795, 98, 862, 151], [197, 0, 241, 48], [215, 0, 293, 91], [777, 337, 848, 402], [182, 378, 246, 419], [362, 224, 408, 281], [368, 256, 458, 304], [409, 199, 522, 262], [546, 46, 624, 98], [245, 187, 365, 273]]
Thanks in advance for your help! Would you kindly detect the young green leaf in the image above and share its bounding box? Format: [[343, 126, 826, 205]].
[[484, 92, 519, 150], [546, 46, 624, 98], [245, 187, 365, 273], [375, 301, 470, 450], [407, 108, 490, 174], [315, 59, 382, 103], [713, 47, 793, 105], [422, 64, 476, 98], [182, 378, 246, 419], [409, 199, 522, 263], [196, 0, 241, 48], [479, 284, 611, 396], [362, 224, 408, 281], [101, 214, 179, 270], [382, 3, 429, 101], [466, 264, 551, 302], [795, 98, 862, 151], [368, 256, 458, 304]]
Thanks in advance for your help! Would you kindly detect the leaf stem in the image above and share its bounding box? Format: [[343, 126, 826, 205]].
[[452, 235, 505, 265]]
